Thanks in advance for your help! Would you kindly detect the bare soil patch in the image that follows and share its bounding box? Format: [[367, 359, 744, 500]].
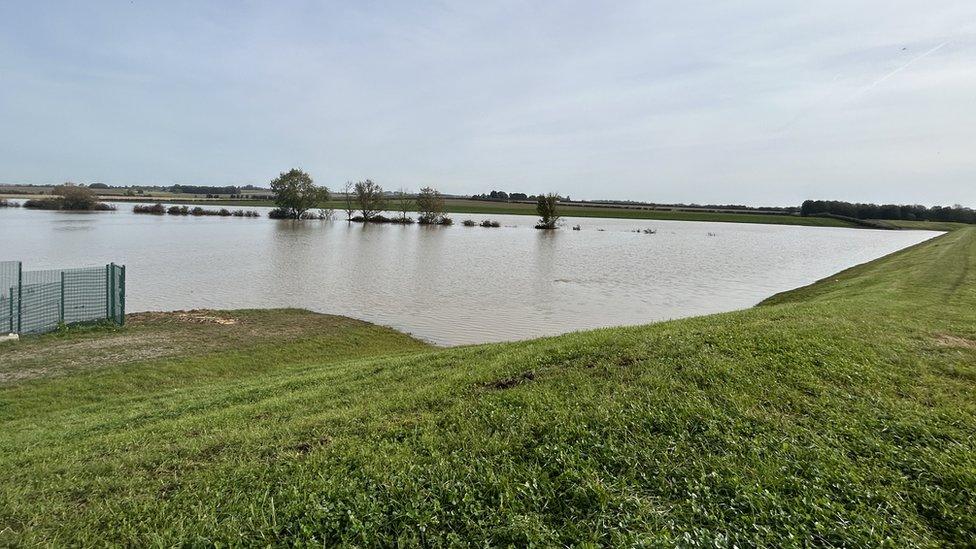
[[0, 309, 368, 384], [935, 334, 976, 350]]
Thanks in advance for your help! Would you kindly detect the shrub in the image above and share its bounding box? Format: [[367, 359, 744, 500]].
[[480, 219, 500, 228], [167, 205, 189, 216], [0, 199, 19, 208], [23, 185, 116, 211], [23, 199, 55, 209], [218, 209, 231, 217], [268, 208, 291, 219], [55, 184, 99, 210], [300, 209, 334, 220], [348, 214, 406, 224], [420, 216, 453, 226], [133, 203, 166, 215], [462, 219, 476, 227]]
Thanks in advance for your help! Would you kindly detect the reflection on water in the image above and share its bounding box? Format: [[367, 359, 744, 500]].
[[0, 203, 939, 345]]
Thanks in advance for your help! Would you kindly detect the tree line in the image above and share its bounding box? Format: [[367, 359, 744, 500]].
[[801, 200, 976, 224], [472, 190, 569, 202], [269, 168, 563, 229]]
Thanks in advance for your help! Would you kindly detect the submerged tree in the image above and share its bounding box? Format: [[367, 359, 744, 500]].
[[53, 184, 99, 210], [535, 193, 561, 229], [270, 169, 328, 219], [341, 181, 357, 221], [394, 188, 414, 222], [416, 187, 445, 224], [355, 179, 385, 220]]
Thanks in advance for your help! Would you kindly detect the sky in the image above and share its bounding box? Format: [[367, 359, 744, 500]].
[[1, 1, 974, 206]]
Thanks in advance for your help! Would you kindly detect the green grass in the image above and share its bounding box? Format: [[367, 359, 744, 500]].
[[2, 230, 976, 545], [169, 197, 861, 227]]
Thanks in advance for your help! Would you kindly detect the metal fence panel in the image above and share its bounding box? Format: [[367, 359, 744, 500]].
[[63, 267, 109, 325], [0, 261, 20, 334], [1, 261, 125, 335]]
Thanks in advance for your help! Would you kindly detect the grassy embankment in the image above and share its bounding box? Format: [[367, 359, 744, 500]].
[[2, 229, 975, 545]]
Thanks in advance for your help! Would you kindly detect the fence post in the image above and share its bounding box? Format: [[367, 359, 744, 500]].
[[16, 261, 22, 334], [109, 263, 117, 325], [119, 265, 126, 326], [7, 287, 12, 334], [105, 264, 110, 321], [60, 270, 65, 323]]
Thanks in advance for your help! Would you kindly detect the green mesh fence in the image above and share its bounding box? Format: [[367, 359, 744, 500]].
[[0, 261, 125, 335]]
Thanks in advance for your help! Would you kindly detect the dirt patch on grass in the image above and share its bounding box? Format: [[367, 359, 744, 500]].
[[0, 309, 377, 384], [482, 370, 536, 390], [177, 312, 239, 325], [129, 310, 241, 326], [935, 334, 976, 350]]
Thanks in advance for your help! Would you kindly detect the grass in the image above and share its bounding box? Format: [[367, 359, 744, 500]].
[[186, 197, 863, 227], [2, 230, 976, 545]]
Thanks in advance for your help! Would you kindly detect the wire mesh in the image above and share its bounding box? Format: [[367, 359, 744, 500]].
[[1, 261, 125, 335], [0, 261, 19, 334]]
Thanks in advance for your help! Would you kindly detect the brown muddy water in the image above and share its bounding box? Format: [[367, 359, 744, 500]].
[[0, 202, 939, 345]]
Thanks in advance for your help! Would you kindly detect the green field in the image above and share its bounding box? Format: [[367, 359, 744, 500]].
[[2, 229, 975, 545], [167, 197, 859, 227], [3, 188, 858, 227]]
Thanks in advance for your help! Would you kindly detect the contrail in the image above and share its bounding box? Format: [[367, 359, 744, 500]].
[[850, 41, 948, 100]]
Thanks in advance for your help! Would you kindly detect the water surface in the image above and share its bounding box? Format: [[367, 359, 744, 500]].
[[0, 203, 938, 345]]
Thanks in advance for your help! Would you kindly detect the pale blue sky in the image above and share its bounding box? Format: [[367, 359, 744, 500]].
[[1, 1, 974, 205]]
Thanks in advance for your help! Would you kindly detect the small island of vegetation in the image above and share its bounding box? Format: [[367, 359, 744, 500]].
[[22, 184, 115, 211]]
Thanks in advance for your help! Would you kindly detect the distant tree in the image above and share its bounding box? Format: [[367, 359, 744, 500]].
[[799, 198, 976, 224], [510, 192, 528, 200], [535, 193, 561, 229], [416, 187, 445, 224], [341, 181, 357, 220], [88, 183, 109, 189], [355, 179, 385, 220], [269, 168, 328, 219], [394, 188, 414, 222], [170, 185, 239, 195]]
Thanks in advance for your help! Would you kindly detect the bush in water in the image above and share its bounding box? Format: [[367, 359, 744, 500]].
[[133, 203, 166, 215]]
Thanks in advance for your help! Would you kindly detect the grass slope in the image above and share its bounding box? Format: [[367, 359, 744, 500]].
[[2, 230, 975, 545]]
